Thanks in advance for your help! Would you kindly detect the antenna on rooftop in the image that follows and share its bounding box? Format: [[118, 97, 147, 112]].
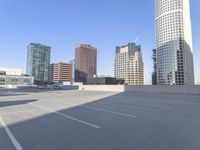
[[134, 36, 139, 43]]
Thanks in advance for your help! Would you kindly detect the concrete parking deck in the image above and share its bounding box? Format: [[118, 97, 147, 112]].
[[0, 89, 200, 150]]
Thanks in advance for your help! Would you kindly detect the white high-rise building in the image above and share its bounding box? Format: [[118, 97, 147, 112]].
[[114, 43, 144, 85], [155, 0, 194, 85]]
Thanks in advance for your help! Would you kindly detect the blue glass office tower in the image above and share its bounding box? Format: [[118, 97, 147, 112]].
[[26, 43, 51, 85], [155, 0, 194, 85]]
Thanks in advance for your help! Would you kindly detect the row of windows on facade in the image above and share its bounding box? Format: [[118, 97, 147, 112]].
[[157, 46, 185, 52], [115, 73, 142, 76], [156, 34, 184, 44], [115, 66, 143, 69], [158, 77, 185, 81], [158, 71, 185, 76], [156, 12, 183, 25], [115, 68, 142, 71], [157, 10, 183, 20], [157, 63, 184, 68], [156, 24, 183, 35], [156, 0, 183, 16], [156, 17, 183, 27], [156, 20, 183, 29], [0, 79, 30, 83], [158, 53, 183, 60], [157, 54, 184, 59], [115, 72, 143, 75], [157, 39, 184, 47], [156, 54, 184, 59], [156, 32, 184, 42], [156, 28, 183, 36], [156, 27, 183, 37]]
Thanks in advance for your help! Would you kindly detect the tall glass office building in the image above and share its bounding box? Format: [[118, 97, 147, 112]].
[[155, 0, 194, 85], [26, 43, 51, 84]]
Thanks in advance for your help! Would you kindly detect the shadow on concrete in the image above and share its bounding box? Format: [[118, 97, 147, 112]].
[[0, 99, 37, 108], [0, 87, 79, 94], [0, 92, 200, 150], [0, 93, 27, 97]]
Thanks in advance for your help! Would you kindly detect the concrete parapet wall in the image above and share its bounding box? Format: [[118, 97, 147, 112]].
[[62, 85, 79, 90], [79, 85, 200, 94], [79, 85, 125, 92], [125, 85, 200, 95]]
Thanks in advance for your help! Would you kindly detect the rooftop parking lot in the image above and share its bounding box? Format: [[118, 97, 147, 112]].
[[0, 88, 200, 150]]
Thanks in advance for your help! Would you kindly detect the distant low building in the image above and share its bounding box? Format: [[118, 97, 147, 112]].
[[49, 62, 72, 84], [0, 75, 33, 87], [53, 62, 72, 83], [87, 77, 124, 85], [0, 68, 33, 88]]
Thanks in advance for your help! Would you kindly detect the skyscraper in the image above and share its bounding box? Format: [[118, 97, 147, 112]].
[[114, 43, 144, 85], [49, 63, 54, 84], [26, 43, 51, 85], [155, 0, 194, 85], [69, 59, 75, 82], [75, 44, 97, 84], [152, 49, 157, 85]]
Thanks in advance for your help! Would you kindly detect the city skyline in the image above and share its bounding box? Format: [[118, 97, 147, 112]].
[[0, 0, 199, 84]]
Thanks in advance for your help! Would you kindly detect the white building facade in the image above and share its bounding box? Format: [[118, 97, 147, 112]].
[[155, 0, 194, 85], [0, 68, 33, 88], [114, 43, 144, 85]]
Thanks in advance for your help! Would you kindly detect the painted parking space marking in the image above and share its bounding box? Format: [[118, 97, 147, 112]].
[[99, 102, 158, 112], [54, 101, 137, 118], [0, 109, 35, 115], [30, 103, 100, 129], [82, 106, 137, 118], [0, 116, 23, 150]]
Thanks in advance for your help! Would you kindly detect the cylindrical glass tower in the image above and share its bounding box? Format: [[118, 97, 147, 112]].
[[155, 0, 194, 85]]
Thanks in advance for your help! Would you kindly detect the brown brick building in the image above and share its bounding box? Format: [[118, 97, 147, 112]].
[[53, 62, 72, 83], [75, 44, 97, 84]]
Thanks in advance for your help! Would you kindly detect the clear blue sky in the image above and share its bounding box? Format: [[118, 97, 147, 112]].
[[0, 0, 199, 84]]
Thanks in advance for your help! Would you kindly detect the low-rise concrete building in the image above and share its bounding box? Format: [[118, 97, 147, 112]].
[[87, 77, 124, 85], [0, 75, 34, 88], [0, 68, 34, 88]]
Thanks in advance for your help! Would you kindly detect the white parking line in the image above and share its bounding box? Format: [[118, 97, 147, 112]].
[[0, 106, 18, 110], [0, 109, 35, 115], [82, 106, 137, 118], [55, 101, 137, 118], [122, 101, 162, 107], [99, 102, 158, 112], [0, 116, 23, 150], [30, 103, 100, 129]]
